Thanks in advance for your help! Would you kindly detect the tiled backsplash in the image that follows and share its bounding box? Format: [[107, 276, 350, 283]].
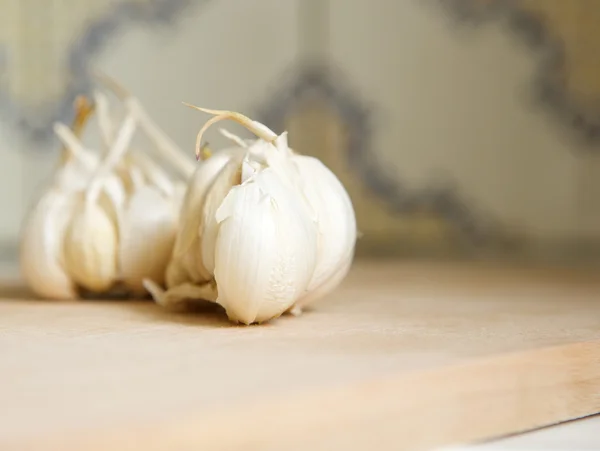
[[2, 0, 600, 264]]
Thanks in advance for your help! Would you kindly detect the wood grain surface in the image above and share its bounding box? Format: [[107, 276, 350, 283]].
[[1, 261, 600, 450]]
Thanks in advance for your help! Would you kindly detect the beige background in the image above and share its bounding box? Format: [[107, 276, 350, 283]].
[[1, 0, 600, 262]]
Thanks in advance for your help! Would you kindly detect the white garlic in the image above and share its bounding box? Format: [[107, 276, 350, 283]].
[[90, 87, 192, 295], [20, 81, 195, 299], [165, 146, 244, 287], [148, 106, 357, 325], [117, 185, 180, 294], [63, 193, 120, 292], [61, 114, 137, 293], [213, 164, 318, 324]]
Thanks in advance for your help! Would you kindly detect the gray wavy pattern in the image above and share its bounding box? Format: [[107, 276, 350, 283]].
[[0, 0, 204, 145], [256, 63, 497, 245], [435, 0, 600, 149]]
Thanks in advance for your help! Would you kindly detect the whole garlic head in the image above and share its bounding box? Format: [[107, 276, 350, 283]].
[[20, 83, 196, 300], [148, 106, 357, 325]]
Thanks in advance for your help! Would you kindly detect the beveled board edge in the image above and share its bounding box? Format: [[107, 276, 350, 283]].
[[13, 340, 600, 451]]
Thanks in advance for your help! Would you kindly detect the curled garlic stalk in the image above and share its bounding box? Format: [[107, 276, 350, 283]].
[[147, 105, 357, 325]]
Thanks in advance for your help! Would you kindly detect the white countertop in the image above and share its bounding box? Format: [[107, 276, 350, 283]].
[[444, 415, 600, 450]]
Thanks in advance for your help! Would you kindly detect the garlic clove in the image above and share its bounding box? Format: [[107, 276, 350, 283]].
[[118, 185, 178, 294], [213, 168, 318, 324], [292, 155, 357, 301], [63, 195, 119, 293], [19, 189, 79, 300]]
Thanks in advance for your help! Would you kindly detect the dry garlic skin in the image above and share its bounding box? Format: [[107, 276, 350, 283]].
[[292, 155, 357, 303], [199, 157, 243, 277], [19, 189, 78, 299], [166, 148, 244, 287], [213, 168, 318, 324]]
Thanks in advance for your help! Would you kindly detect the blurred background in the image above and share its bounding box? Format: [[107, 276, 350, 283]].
[[1, 0, 600, 267]]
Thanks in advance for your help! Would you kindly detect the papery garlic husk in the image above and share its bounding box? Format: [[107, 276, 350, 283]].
[[165, 147, 245, 288]]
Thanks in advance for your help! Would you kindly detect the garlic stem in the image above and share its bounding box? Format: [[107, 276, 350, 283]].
[[93, 71, 195, 179], [143, 279, 217, 308], [86, 114, 137, 204], [94, 90, 115, 151], [219, 128, 249, 148], [182, 103, 278, 160], [93, 70, 129, 100], [59, 96, 95, 164], [130, 151, 174, 197], [127, 99, 196, 178], [53, 123, 96, 168]]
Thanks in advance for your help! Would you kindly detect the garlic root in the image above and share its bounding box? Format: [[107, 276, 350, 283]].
[[143, 278, 217, 308]]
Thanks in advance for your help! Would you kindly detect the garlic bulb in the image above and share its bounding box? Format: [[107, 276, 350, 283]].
[[59, 92, 193, 296], [21, 81, 195, 300], [147, 106, 357, 325]]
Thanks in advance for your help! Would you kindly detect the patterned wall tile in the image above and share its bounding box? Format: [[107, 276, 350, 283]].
[[257, 62, 507, 256], [0, 0, 203, 144], [434, 0, 600, 148]]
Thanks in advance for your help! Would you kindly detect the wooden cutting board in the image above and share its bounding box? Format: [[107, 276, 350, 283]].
[[1, 261, 600, 451]]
